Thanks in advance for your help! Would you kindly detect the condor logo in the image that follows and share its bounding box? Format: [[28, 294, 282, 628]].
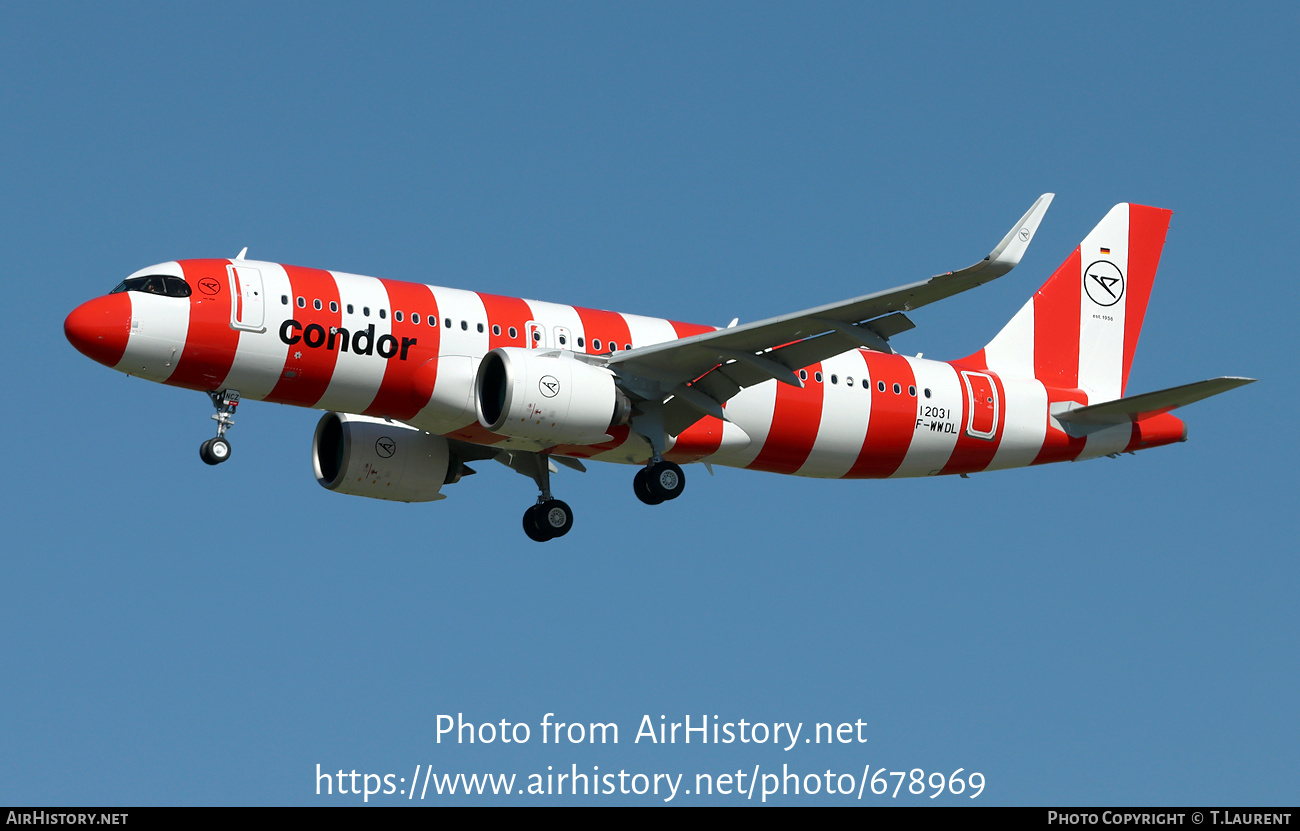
[[278, 319, 418, 360], [1084, 260, 1125, 307]]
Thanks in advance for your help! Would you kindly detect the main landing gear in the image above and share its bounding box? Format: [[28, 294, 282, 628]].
[[523, 498, 574, 543], [634, 459, 685, 505], [514, 452, 573, 543], [200, 389, 240, 466]]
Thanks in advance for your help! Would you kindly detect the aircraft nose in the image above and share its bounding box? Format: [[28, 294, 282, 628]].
[[64, 294, 131, 367]]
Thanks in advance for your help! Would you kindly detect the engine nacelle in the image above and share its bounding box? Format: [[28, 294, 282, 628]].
[[475, 347, 632, 444], [312, 412, 452, 502]]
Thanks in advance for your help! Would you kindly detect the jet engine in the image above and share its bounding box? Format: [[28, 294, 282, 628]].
[[312, 412, 457, 502], [475, 347, 632, 444]]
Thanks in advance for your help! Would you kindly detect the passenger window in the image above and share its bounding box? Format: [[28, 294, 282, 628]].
[[893, 383, 901, 394], [314, 299, 322, 311], [347, 304, 354, 314], [411, 313, 420, 324], [363, 307, 370, 317], [799, 369, 808, 381], [577, 337, 584, 348], [330, 301, 339, 313], [593, 339, 602, 350], [477, 323, 484, 333], [877, 381, 885, 392], [492, 325, 501, 336], [509, 327, 518, 339], [445, 318, 452, 328], [394, 311, 403, 322], [379, 309, 387, 319], [815, 371, 823, 383], [908, 385, 916, 397], [461, 320, 468, 331], [281, 295, 289, 305], [297, 296, 306, 308]]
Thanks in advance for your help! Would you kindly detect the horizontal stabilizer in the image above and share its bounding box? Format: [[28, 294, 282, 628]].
[[1056, 377, 1255, 425]]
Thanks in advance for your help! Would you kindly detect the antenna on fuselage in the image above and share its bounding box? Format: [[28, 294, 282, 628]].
[[235, 247, 248, 260]]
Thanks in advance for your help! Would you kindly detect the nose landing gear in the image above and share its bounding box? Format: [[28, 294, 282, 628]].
[[200, 389, 240, 466], [199, 436, 231, 465]]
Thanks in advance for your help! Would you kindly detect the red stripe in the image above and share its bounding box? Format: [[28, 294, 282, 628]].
[[940, 366, 1007, 475], [1032, 388, 1088, 465], [363, 279, 439, 420], [846, 352, 917, 478], [1124, 412, 1185, 451], [573, 306, 632, 354], [960, 348, 988, 371], [668, 319, 716, 339], [477, 292, 533, 349], [666, 416, 725, 462], [747, 362, 825, 475], [167, 259, 241, 391], [64, 293, 131, 368], [264, 266, 342, 407], [1121, 206, 1171, 396], [1033, 247, 1083, 389]]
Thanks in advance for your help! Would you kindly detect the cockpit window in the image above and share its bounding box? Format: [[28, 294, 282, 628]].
[[110, 275, 193, 298]]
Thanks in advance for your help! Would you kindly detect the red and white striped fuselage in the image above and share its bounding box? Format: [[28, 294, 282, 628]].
[[65, 246, 1186, 481]]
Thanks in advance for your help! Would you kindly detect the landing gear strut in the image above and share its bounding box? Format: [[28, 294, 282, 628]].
[[518, 452, 573, 542], [200, 389, 240, 466], [634, 459, 685, 505]]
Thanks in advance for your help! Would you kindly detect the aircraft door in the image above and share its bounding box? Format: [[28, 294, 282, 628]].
[[961, 371, 998, 439], [228, 265, 265, 332], [525, 321, 546, 348]]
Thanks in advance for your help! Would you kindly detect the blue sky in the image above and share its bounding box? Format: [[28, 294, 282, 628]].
[[2, 2, 1295, 805]]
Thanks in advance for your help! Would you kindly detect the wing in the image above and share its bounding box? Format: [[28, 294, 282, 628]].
[[608, 193, 1055, 434]]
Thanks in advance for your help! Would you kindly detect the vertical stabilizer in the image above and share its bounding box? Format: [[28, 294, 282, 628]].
[[973, 203, 1171, 402]]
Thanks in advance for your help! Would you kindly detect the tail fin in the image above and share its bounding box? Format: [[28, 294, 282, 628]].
[[973, 203, 1172, 402]]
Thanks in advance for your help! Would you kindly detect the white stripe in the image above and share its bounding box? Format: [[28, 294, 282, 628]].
[[985, 378, 1048, 471], [713, 379, 778, 468], [796, 352, 871, 478], [1076, 203, 1130, 403], [221, 261, 291, 399], [982, 300, 1036, 381], [431, 286, 492, 358], [116, 291, 189, 384], [892, 359, 961, 477], [314, 272, 393, 413], [619, 312, 679, 349], [524, 300, 583, 350]]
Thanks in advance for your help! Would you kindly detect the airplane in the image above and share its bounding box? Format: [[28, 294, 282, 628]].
[[64, 195, 1253, 541]]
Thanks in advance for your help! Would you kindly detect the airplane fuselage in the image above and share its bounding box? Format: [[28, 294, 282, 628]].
[[67, 256, 1185, 480]]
